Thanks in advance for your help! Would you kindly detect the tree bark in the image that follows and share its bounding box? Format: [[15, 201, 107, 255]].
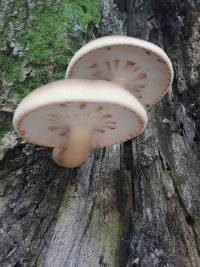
[[0, 0, 200, 266]]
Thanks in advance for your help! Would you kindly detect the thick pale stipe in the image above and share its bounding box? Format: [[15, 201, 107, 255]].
[[52, 127, 92, 168]]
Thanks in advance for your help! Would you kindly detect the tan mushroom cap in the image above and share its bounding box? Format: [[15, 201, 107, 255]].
[[13, 79, 147, 167], [66, 35, 174, 109], [13, 79, 147, 149]]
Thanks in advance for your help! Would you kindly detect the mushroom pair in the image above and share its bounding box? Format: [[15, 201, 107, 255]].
[[13, 36, 174, 168]]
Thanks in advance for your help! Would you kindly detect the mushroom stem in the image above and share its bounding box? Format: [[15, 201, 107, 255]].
[[52, 127, 92, 168]]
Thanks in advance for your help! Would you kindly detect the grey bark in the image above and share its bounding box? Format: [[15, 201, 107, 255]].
[[0, 0, 200, 266]]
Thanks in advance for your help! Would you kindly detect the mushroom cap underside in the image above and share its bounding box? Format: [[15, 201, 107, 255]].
[[13, 79, 147, 148], [66, 35, 174, 109]]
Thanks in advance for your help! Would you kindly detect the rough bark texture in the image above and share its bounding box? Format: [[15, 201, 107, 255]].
[[0, 0, 200, 266]]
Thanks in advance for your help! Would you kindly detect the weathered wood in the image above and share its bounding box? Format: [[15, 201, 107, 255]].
[[0, 0, 200, 266]]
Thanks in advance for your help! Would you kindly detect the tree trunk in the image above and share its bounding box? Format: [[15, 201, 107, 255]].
[[0, 0, 200, 266]]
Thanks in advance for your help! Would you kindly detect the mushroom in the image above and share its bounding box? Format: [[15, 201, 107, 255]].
[[13, 79, 147, 168], [66, 35, 174, 109]]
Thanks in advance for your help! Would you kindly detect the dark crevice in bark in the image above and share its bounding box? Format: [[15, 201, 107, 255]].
[[121, 140, 133, 171], [148, 28, 159, 45], [131, 167, 143, 214], [114, 0, 128, 13]]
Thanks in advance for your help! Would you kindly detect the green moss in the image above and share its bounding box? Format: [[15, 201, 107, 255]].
[[0, 0, 100, 139], [1, 0, 101, 101]]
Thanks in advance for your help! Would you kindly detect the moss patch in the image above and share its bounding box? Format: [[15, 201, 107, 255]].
[[0, 0, 100, 100], [0, 0, 100, 139]]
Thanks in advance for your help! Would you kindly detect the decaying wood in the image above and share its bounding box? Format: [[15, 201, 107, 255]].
[[0, 0, 200, 266]]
